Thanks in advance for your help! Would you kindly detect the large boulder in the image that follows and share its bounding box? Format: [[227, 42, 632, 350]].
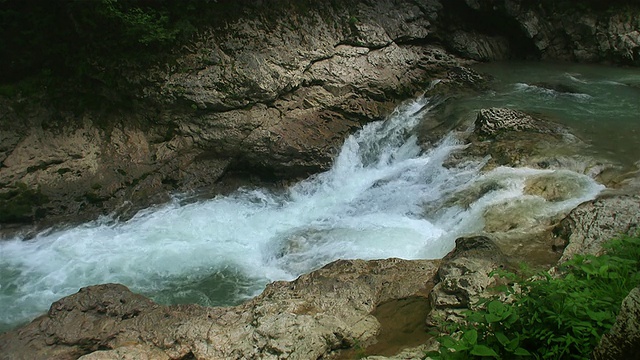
[[0, 258, 440, 360], [427, 236, 509, 325], [554, 194, 640, 262]]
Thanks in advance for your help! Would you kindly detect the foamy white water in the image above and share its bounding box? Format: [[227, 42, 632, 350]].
[[0, 97, 603, 332]]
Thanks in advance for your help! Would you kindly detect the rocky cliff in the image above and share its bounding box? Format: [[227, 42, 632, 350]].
[[1, 2, 640, 357], [1, 0, 639, 234]]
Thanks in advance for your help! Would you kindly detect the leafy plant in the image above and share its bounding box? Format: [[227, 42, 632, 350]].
[[427, 235, 640, 360]]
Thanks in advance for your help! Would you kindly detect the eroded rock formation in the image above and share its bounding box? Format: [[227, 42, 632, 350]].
[[0, 0, 475, 234], [594, 285, 640, 360], [0, 259, 440, 360], [2, 0, 639, 234]]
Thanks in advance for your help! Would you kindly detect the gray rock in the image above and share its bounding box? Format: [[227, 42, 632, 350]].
[[448, 31, 510, 61], [0, 258, 440, 360], [474, 108, 558, 138], [554, 195, 640, 262], [593, 286, 640, 360], [427, 236, 508, 325]]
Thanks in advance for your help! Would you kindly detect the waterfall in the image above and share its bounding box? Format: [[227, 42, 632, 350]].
[[0, 96, 603, 332]]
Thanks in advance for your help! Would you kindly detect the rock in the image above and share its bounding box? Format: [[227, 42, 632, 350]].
[[437, 0, 640, 64], [427, 236, 508, 325], [524, 172, 590, 202], [1, 0, 481, 234], [0, 258, 440, 360], [78, 346, 171, 360], [593, 286, 640, 360], [474, 108, 558, 139], [447, 31, 511, 61], [442, 107, 612, 178], [554, 195, 640, 262]]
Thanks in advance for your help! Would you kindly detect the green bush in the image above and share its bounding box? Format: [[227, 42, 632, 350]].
[[427, 235, 640, 360]]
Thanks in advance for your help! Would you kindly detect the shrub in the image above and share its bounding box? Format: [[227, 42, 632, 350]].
[[427, 235, 640, 360]]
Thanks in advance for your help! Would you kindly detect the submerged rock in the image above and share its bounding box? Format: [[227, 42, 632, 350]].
[[0, 258, 440, 360]]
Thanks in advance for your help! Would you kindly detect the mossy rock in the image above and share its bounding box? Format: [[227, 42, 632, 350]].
[[0, 184, 49, 223]]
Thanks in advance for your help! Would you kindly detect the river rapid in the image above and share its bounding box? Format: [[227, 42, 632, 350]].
[[2, 62, 638, 333]]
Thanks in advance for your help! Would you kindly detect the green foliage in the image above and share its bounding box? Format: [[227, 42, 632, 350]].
[[427, 236, 640, 360], [100, 0, 179, 45], [0, 0, 223, 86]]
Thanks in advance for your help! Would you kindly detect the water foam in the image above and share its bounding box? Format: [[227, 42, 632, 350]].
[[0, 97, 603, 332]]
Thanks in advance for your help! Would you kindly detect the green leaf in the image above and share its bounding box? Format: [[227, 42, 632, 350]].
[[495, 331, 510, 347], [470, 345, 499, 358], [487, 301, 505, 315], [440, 336, 457, 349], [485, 313, 503, 323], [506, 336, 520, 352], [463, 329, 478, 345], [514, 347, 531, 356]]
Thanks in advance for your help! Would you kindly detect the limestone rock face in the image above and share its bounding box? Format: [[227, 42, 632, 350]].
[[593, 286, 640, 360], [443, 0, 640, 65], [554, 195, 640, 262], [0, 258, 440, 360], [427, 236, 508, 325], [448, 31, 511, 61], [0, 0, 485, 234]]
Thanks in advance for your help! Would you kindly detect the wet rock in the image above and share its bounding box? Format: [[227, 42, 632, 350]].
[[427, 236, 508, 325], [524, 172, 591, 202], [0, 258, 440, 360], [554, 194, 640, 262], [531, 82, 582, 94], [593, 285, 640, 360], [443, 107, 611, 178], [474, 108, 559, 139]]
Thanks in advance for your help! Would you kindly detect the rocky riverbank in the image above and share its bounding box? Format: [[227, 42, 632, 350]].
[[2, 105, 639, 359], [1, 0, 640, 359]]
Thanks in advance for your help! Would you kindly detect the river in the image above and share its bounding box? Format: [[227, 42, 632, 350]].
[[1, 62, 638, 333]]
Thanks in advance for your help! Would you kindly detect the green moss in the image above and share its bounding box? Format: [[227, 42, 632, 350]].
[[84, 191, 107, 205], [0, 184, 49, 223]]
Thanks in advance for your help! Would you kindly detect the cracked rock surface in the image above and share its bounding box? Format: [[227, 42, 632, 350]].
[[0, 0, 473, 233], [0, 259, 440, 360]]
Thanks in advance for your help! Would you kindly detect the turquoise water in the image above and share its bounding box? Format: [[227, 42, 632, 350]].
[[469, 62, 640, 167]]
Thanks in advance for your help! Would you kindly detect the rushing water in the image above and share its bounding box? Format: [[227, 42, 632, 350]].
[[0, 65, 619, 333]]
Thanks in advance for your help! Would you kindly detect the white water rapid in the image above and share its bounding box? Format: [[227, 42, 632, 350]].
[[0, 97, 604, 332]]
